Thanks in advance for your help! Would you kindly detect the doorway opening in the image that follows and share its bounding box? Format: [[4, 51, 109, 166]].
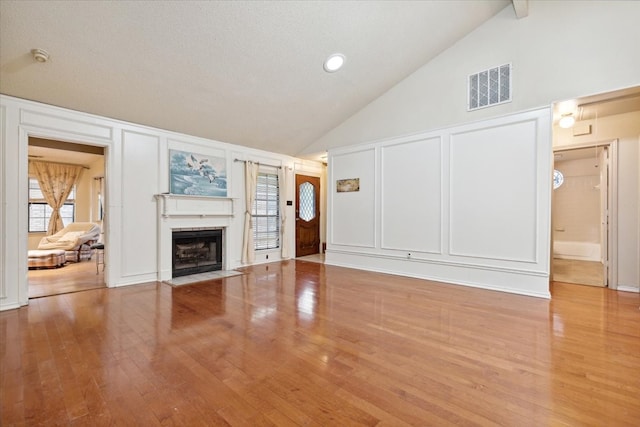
[[551, 85, 640, 291], [27, 137, 107, 298], [551, 143, 615, 287]]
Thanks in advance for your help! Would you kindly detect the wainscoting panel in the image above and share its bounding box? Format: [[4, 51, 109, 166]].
[[327, 108, 551, 298], [121, 130, 160, 277], [0, 104, 6, 302], [449, 119, 538, 262], [20, 109, 113, 140], [330, 148, 376, 248], [381, 136, 442, 253]]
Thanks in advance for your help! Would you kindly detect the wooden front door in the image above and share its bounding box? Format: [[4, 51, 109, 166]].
[[295, 174, 320, 257]]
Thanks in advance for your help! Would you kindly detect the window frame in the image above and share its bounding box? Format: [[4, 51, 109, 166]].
[[28, 177, 76, 233], [252, 171, 280, 251]]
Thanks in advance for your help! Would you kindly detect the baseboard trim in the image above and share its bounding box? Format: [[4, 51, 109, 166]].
[[616, 285, 640, 293]]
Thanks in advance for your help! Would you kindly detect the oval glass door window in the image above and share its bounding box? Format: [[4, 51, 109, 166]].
[[553, 169, 564, 190], [299, 182, 316, 221]]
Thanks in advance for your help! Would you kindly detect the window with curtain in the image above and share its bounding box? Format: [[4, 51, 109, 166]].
[[28, 177, 75, 232], [252, 172, 280, 250]]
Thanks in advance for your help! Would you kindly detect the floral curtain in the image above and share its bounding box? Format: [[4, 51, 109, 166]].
[[30, 160, 83, 235]]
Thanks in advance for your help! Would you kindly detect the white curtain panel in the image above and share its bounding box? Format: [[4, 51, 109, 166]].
[[241, 161, 259, 264], [278, 167, 291, 259], [31, 160, 84, 235]]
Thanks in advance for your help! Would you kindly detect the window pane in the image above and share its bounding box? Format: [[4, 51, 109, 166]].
[[29, 178, 44, 199], [252, 172, 279, 250], [29, 204, 45, 217], [60, 204, 74, 217], [267, 200, 278, 215], [28, 179, 75, 232], [255, 200, 267, 216], [29, 217, 45, 232], [299, 182, 315, 221]]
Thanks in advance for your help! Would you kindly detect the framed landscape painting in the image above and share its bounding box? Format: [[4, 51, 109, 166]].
[[169, 150, 228, 197], [336, 178, 360, 192]]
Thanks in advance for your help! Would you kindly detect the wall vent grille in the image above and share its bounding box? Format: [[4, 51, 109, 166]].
[[468, 63, 511, 111]]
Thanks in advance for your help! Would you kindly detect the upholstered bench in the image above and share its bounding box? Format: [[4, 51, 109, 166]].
[[28, 249, 66, 269]]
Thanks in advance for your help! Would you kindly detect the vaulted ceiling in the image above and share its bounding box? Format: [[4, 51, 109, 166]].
[[1, 1, 513, 158]]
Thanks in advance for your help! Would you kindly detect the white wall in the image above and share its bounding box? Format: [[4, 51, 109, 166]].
[[327, 108, 552, 298], [617, 138, 639, 289], [553, 158, 601, 244], [302, 1, 640, 156], [0, 95, 322, 311]]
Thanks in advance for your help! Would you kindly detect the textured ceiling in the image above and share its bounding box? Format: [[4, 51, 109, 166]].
[[1, 0, 511, 158]]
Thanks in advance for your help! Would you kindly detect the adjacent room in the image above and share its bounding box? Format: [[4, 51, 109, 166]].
[[26, 138, 106, 298]]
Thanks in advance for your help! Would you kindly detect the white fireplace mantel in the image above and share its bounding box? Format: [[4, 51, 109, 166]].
[[154, 193, 235, 218], [155, 194, 236, 281]]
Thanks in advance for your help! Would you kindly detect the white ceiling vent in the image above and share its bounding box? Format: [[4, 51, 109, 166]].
[[468, 63, 511, 111]]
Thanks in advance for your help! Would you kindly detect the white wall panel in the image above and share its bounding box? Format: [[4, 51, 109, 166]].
[[381, 137, 441, 253], [121, 130, 159, 277], [449, 120, 538, 262], [331, 148, 376, 247], [327, 109, 551, 298], [20, 109, 113, 140], [0, 105, 6, 301], [553, 158, 600, 244], [617, 137, 640, 288]]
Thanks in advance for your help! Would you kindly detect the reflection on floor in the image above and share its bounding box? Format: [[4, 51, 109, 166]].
[[29, 259, 105, 298], [165, 270, 243, 287], [553, 258, 604, 287], [296, 253, 325, 263]]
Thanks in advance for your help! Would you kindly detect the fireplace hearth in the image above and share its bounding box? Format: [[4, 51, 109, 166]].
[[172, 229, 223, 277]]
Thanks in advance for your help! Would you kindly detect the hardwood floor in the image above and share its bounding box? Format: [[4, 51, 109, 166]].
[[2, 260, 639, 426], [552, 258, 604, 287], [28, 258, 105, 299]]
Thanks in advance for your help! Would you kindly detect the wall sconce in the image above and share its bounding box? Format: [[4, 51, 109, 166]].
[[558, 113, 575, 129]]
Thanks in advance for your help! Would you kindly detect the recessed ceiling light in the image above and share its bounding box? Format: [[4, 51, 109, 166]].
[[324, 53, 345, 73]]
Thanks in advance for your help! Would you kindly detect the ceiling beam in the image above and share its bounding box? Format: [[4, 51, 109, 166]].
[[512, 0, 529, 19]]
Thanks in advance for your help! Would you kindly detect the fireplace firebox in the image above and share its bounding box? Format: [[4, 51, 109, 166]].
[[172, 229, 223, 277]]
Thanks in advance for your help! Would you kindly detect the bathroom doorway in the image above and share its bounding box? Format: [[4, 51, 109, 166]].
[[551, 143, 614, 287], [551, 86, 640, 291]]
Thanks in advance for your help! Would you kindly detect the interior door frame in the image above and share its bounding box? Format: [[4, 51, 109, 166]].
[[551, 139, 618, 289], [20, 128, 111, 303], [295, 173, 321, 257]]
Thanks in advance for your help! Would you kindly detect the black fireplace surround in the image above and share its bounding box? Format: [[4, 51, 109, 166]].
[[172, 229, 223, 277]]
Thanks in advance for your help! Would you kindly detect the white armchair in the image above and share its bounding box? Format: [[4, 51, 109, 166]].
[[38, 222, 101, 262]]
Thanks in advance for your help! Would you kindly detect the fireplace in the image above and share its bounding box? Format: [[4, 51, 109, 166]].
[[172, 228, 223, 277]]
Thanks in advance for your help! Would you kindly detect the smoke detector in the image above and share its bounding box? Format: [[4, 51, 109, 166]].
[[31, 48, 50, 63]]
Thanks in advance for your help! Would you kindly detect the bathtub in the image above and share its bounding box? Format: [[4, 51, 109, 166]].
[[553, 241, 601, 262]]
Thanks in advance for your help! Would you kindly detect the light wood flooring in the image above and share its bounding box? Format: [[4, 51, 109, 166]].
[[296, 253, 325, 264], [3, 260, 639, 425], [552, 258, 604, 287], [28, 258, 105, 299]]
